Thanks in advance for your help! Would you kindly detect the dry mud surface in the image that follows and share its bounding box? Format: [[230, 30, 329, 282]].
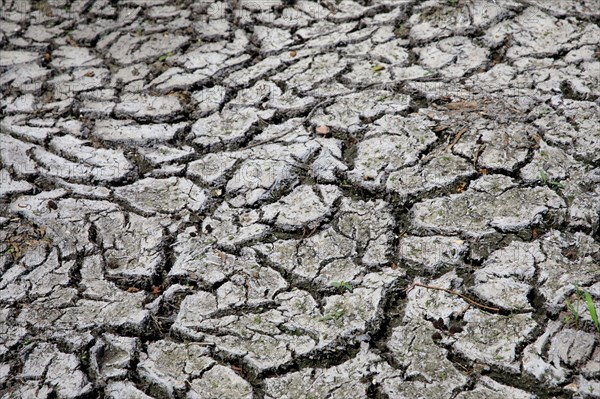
[[1, 0, 600, 398]]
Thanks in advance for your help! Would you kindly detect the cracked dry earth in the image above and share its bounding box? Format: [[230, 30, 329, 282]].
[[0, 0, 600, 398]]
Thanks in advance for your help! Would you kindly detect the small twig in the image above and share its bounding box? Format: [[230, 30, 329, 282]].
[[473, 143, 486, 165], [446, 126, 468, 151], [306, 224, 318, 239], [150, 314, 164, 334], [300, 225, 308, 241], [296, 224, 319, 251], [405, 282, 500, 313], [306, 98, 334, 122], [455, 362, 470, 373], [295, 226, 308, 252]]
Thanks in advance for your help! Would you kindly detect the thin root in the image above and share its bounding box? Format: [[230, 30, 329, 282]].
[[405, 282, 500, 313]]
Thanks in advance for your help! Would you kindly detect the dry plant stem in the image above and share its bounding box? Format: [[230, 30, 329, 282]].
[[447, 126, 468, 151], [306, 225, 318, 239], [406, 282, 500, 313]]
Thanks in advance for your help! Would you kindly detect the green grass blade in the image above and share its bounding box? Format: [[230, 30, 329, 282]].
[[566, 299, 579, 328], [583, 291, 599, 334]]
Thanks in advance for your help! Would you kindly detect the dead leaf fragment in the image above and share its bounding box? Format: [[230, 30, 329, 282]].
[[446, 101, 478, 111], [315, 125, 330, 136], [66, 35, 78, 47], [216, 250, 227, 261], [391, 263, 398, 270], [127, 287, 140, 293], [151, 286, 161, 295], [448, 324, 463, 334], [84, 71, 95, 77], [565, 250, 578, 260], [107, 260, 119, 269]]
